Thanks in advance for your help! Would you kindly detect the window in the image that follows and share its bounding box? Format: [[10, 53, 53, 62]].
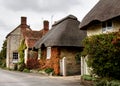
[[13, 52, 18, 63], [47, 47, 51, 59], [102, 21, 113, 33], [38, 49, 41, 59]]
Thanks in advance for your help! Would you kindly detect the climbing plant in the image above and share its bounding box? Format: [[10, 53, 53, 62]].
[[18, 39, 26, 71], [82, 32, 120, 80]]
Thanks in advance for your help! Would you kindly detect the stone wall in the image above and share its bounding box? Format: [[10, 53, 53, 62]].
[[60, 47, 81, 75], [6, 27, 22, 69]]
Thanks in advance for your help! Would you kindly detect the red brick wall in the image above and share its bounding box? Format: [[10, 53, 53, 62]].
[[50, 47, 60, 75], [39, 47, 60, 75]]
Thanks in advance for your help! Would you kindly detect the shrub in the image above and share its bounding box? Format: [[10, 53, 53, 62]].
[[94, 79, 120, 86], [109, 80, 120, 86], [82, 32, 120, 80], [81, 75, 96, 81], [45, 68, 54, 74], [23, 68, 30, 73], [18, 63, 26, 71], [14, 63, 18, 70]]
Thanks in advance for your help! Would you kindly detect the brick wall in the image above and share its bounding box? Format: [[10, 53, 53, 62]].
[[39, 47, 60, 75], [39, 46, 82, 75]]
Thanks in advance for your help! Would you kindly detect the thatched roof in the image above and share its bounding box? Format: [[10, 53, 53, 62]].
[[34, 15, 86, 48], [80, 0, 120, 29]]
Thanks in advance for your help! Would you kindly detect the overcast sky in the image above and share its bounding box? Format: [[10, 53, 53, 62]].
[[0, 0, 99, 50]]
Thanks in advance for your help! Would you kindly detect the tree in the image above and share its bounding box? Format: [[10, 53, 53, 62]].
[[0, 40, 7, 67]]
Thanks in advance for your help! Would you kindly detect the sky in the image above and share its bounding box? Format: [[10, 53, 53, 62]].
[[0, 0, 99, 50]]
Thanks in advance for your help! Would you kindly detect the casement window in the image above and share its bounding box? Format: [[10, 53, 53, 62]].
[[38, 49, 41, 59], [102, 21, 113, 33], [12, 52, 18, 63], [47, 47, 51, 59]]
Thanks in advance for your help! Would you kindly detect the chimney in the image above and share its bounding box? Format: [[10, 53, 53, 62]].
[[43, 20, 49, 30], [43, 20, 49, 35], [21, 17, 27, 25], [21, 16, 27, 29]]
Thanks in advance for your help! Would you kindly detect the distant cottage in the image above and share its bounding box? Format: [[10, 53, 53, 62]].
[[6, 17, 49, 69], [34, 15, 86, 75], [80, 0, 120, 75]]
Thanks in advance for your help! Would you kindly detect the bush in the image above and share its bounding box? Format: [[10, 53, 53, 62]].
[[26, 58, 40, 69], [81, 75, 96, 81], [14, 63, 18, 70], [109, 80, 120, 86], [18, 63, 26, 71], [23, 68, 30, 73], [45, 68, 54, 74], [94, 79, 120, 86], [82, 32, 120, 79]]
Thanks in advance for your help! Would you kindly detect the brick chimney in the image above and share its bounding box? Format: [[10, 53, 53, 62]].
[[43, 20, 49, 35], [21, 17, 27, 28]]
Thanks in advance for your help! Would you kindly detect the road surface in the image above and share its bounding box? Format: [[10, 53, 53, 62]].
[[0, 68, 81, 86]]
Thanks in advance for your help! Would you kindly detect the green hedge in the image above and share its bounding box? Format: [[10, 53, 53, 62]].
[[82, 32, 120, 80], [94, 79, 120, 86]]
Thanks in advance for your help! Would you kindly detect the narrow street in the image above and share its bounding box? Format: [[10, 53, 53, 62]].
[[0, 68, 81, 86]]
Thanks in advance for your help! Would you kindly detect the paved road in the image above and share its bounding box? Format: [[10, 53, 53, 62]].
[[0, 69, 81, 86]]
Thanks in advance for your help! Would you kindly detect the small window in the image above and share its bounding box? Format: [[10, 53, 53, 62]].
[[102, 21, 113, 33], [13, 52, 18, 63], [38, 49, 41, 59], [107, 21, 112, 30], [47, 47, 51, 59], [102, 22, 106, 32]]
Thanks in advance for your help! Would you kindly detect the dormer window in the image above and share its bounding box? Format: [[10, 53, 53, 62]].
[[102, 20, 113, 33]]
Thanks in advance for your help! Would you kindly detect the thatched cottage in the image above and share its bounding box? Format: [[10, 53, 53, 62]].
[[79, 0, 120, 75], [34, 15, 86, 75], [6, 17, 49, 69]]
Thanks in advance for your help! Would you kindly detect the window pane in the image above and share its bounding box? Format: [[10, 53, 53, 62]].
[[47, 47, 51, 59], [13, 52, 18, 59], [102, 22, 106, 32], [107, 21, 112, 30], [38, 49, 41, 59]]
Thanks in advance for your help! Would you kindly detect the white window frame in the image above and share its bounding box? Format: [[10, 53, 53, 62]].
[[102, 21, 113, 33], [12, 52, 18, 63], [47, 47, 51, 59], [38, 49, 41, 60]]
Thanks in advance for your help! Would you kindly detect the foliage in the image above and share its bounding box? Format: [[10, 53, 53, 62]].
[[18, 39, 26, 63], [23, 68, 30, 73], [94, 79, 120, 86], [81, 74, 96, 81], [18, 63, 25, 71], [26, 58, 40, 69], [14, 63, 18, 70], [18, 39, 26, 71], [45, 68, 54, 74], [82, 32, 120, 79], [0, 40, 7, 67], [75, 53, 81, 64]]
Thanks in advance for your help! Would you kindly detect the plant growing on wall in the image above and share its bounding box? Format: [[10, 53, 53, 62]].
[[82, 32, 120, 80], [18, 39, 26, 71]]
